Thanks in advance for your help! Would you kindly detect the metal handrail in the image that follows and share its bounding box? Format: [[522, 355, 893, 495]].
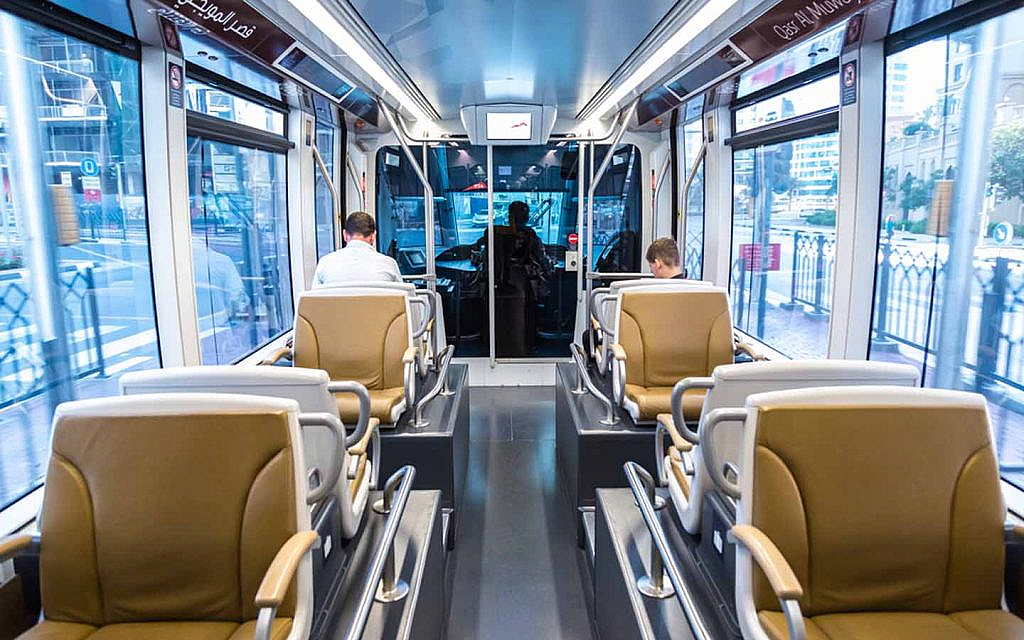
[[585, 99, 639, 321], [410, 345, 455, 429], [297, 412, 345, 505], [679, 142, 706, 250], [624, 462, 713, 640], [401, 273, 437, 282], [312, 144, 341, 227], [569, 343, 618, 425], [346, 155, 364, 211], [586, 271, 652, 281], [326, 381, 371, 448], [670, 377, 715, 446], [380, 103, 436, 291], [409, 294, 434, 340], [343, 465, 417, 640]]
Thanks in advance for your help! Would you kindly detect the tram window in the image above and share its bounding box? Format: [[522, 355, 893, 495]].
[[731, 131, 839, 358], [49, 0, 134, 36], [180, 32, 283, 102], [735, 19, 846, 99], [187, 137, 293, 364], [734, 74, 839, 134], [0, 13, 159, 511], [869, 6, 1024, 489], [185, 79, 285, 136], [681, 101, 705, 279], [890, 0, 953, 33], [314, 122, 337, 259]]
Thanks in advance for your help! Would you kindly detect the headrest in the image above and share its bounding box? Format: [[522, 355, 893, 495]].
[[120, 366, 330, 393], [300, 285, 411, 299], [620, 282, 726, 297], [746, 385, 986, 412], [56, 392, 300, 420], [713, 360, 920, 385], [311, 281, 415, 293], [609, 278, 712, 293]]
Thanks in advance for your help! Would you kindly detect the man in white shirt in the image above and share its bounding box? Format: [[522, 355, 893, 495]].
[[313, 211, 402, 285]]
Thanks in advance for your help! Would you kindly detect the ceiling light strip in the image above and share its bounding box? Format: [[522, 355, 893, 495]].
[[285, 0, 435, 123]]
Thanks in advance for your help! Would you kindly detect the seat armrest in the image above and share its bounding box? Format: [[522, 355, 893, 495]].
[[254, 530, 319, 609], [0, 533, 36, 560], [656, 414, 693, 452], [347, 418, 380, 457], [259, 346, 293, 366], [610, 343, 626, 361], [729, 525, 802, 600], [734, 339, 768, 361], [402, 345, 418, 364]]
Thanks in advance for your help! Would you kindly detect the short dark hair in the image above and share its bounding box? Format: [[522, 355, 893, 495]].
[[344, 211, 376, 237], [645, 237, 680, 267], [509, 201, 529, 227]]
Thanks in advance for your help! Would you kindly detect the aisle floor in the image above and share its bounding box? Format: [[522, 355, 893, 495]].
[[445, 387, 594, 640]]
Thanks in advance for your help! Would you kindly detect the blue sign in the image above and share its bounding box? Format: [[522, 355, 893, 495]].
[[80, 158, 100, 177], [993, 221, 1014, 245]]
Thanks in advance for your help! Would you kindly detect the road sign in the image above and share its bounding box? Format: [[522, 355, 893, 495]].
[[738, 243, 781, 271], [567, 232, 578, 247], [82, 176, 102, 203], [993, 221, 1014, 245], [80, 158, 100, 177]]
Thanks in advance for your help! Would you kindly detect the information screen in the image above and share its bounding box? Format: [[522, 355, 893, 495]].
[[486, 112, 532, 140]]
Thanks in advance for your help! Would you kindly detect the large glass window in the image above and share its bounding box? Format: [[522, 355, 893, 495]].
[[186, 79, 285, 135], [314, 122, 337, 259], [734, 74, 839, 133], [732, 131, 840, 358], [0, 13, 158, 510], [870, 7, 1024, 488], [187, 137, 292, 364], [681, 98, 705, 279]]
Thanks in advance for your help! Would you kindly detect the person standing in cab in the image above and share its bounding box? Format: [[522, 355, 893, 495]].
[[313, 211, 402, 285], [645, 237, 687, 279]]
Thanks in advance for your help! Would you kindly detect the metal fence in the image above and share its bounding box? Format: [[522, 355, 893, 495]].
[[732, 227, 1024, 394], [0, 263, 105, 409]]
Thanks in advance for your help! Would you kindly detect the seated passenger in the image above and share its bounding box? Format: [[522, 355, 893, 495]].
[[313, 211, 401, 285], [645, 236, 687, 279]]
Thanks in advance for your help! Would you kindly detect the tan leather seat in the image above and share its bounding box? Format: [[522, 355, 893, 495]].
[[723, 386, 1024, 640], [289, 287, 420, 425], [4, 394, 317, 640], [610, 283, 733, 422]]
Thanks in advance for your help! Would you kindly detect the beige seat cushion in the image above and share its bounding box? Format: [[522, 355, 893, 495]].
[[624, 384, 706, 422], [758, 610, 1024, 640], [17, 619, 292, 640], [336, 387, 404, 424]]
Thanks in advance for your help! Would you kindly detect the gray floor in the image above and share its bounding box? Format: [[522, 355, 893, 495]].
[[445, 387, 594, 640]]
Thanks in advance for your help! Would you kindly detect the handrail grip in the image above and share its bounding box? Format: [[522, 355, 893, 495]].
[[297, 412, 345, 505], [326, 381, 371, 448], [698, 408, 748, 499], [586, 271, 653, 281], [670, 377, 716, 446], [569, 343, 618, 425], [410, 345, 455, 429], [346, 155, 364, 211], [401, 274, 437, 282], [409, 294, 434, 340], [624, 461, 713, 640], [343, 465, 417, 640], [380, 103, 436, 291]]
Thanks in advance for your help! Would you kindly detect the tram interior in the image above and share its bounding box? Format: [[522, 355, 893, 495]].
[[2, 0, 1024, 639]]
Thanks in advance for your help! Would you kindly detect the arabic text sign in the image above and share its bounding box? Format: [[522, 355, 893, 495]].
[[173, 0, 257, 39], [739, 243, 781, 271]]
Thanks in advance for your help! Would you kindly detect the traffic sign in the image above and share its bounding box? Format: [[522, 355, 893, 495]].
[[80, 158, 100, 177], [993, 221, 1014, 245], [567, 232, 578, 246]]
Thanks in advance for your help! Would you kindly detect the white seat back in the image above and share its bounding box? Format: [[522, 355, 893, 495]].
[[120, 366, 368, 538], [670, 360, 920, 534]]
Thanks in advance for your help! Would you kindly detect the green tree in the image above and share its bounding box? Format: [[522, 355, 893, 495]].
[[990, 121, 1024, 203], [898, 172, 932, 223]]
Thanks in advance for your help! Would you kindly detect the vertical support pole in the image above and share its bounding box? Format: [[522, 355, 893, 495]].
[[873, 228, 894, 344], [84, 266, 106, 376], [786, 232, 799, 308], [373, 470, 410, 603], [635, 466, 673, 599], [976, 255, 1008, 392], [813, 233, 827, 314], [487, 144, 495, 367], [1, 14, 75, 413]]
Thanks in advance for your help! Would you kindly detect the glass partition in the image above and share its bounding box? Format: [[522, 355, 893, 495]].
[[314, 122, 337, 259], [682, 100, 705, 279], [870, 6, 1024, 488], [0, 13, 158, 510]]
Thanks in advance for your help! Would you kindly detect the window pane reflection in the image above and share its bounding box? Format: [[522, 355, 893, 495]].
[[731, 131, 840, 358], [187, 137, 292, 364], [0, 14, 159, 510], [870, 7, 1024, 488]]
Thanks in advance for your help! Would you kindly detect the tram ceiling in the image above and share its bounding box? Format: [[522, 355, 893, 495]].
[[347, 0, 678, 121]]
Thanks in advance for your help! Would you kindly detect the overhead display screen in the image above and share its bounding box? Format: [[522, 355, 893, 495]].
[[486, 112, 532, 140]]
